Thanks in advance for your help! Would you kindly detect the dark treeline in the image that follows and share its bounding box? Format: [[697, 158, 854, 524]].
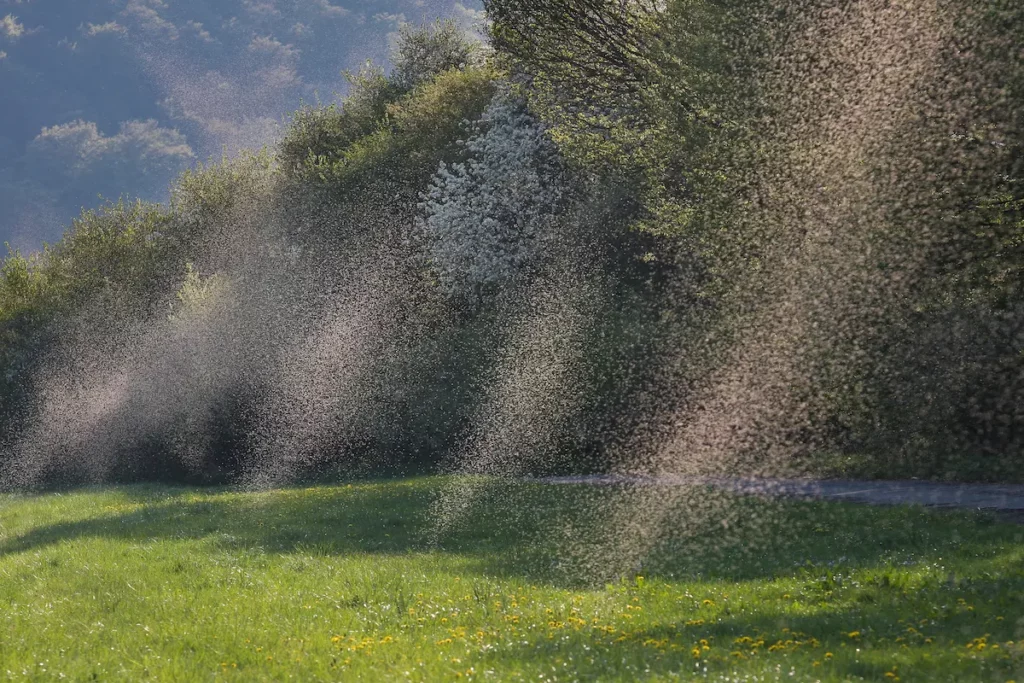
[[0, 1, 1022, 488]]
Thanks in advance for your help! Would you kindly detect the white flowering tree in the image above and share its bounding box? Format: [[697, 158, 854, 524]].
[[419, 90, 569, 301]]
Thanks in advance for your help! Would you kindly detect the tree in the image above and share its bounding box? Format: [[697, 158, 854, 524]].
[[390, 20, 483, 93], [485, 0, 663, 102], [419, 90, 569, 302], [279, 63, 398, 176], [279, 22, 485, 181]]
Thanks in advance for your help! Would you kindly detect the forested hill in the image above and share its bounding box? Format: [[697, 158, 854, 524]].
[[0, 0, 484, 248], [0, 1, 1021, 490]]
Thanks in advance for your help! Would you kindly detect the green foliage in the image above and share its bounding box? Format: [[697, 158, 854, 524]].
[[171, 150, 277, 231], [0, 153, 276, 328], [279, 21, 483, 181], [167, 262, 227, 323], [390, 20, 483, 92], [49, 201, 173, 297], [487, 0, 763, 253], [0, 250, 50, 323], [2, 0, 1022, 487], [820, 2, 1024, 478], [0, 250, 54, 430], [486, 0, 663, 102], [0, 200, 181, 450], [485, 0, 668, 191], [0, 199, 181, 330], [306, 66, 497, 193], [485, 0, 1024, 482], [278, 64, 400, 176]]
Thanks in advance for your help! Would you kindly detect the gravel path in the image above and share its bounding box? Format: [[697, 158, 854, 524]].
[[535, 474, 1024, 512]]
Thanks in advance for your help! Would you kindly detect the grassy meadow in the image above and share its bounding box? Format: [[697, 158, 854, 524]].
[[0, 478, 1022, 681]]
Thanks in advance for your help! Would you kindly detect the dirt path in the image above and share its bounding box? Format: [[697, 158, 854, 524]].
[[535, 474, 1024, 512]]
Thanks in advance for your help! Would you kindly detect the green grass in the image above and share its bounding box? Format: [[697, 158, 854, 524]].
[[0, 478, 1022, 681]]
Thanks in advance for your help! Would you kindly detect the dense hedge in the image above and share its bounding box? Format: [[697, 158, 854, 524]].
[[1, 8, 1022, 487]]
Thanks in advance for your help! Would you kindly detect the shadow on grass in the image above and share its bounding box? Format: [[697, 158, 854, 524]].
[[466, 570, 1024, 682], [0, 479, 1021, 587], [1, 480, 1022, 680]]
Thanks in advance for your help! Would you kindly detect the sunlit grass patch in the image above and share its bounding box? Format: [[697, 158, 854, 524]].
[[0, 478, 1021, 681]]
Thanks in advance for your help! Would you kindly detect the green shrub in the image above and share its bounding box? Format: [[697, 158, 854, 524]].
[[309, 66, 496, 194], [390, 20, 483, 92], [278, 64, 398, 176]]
